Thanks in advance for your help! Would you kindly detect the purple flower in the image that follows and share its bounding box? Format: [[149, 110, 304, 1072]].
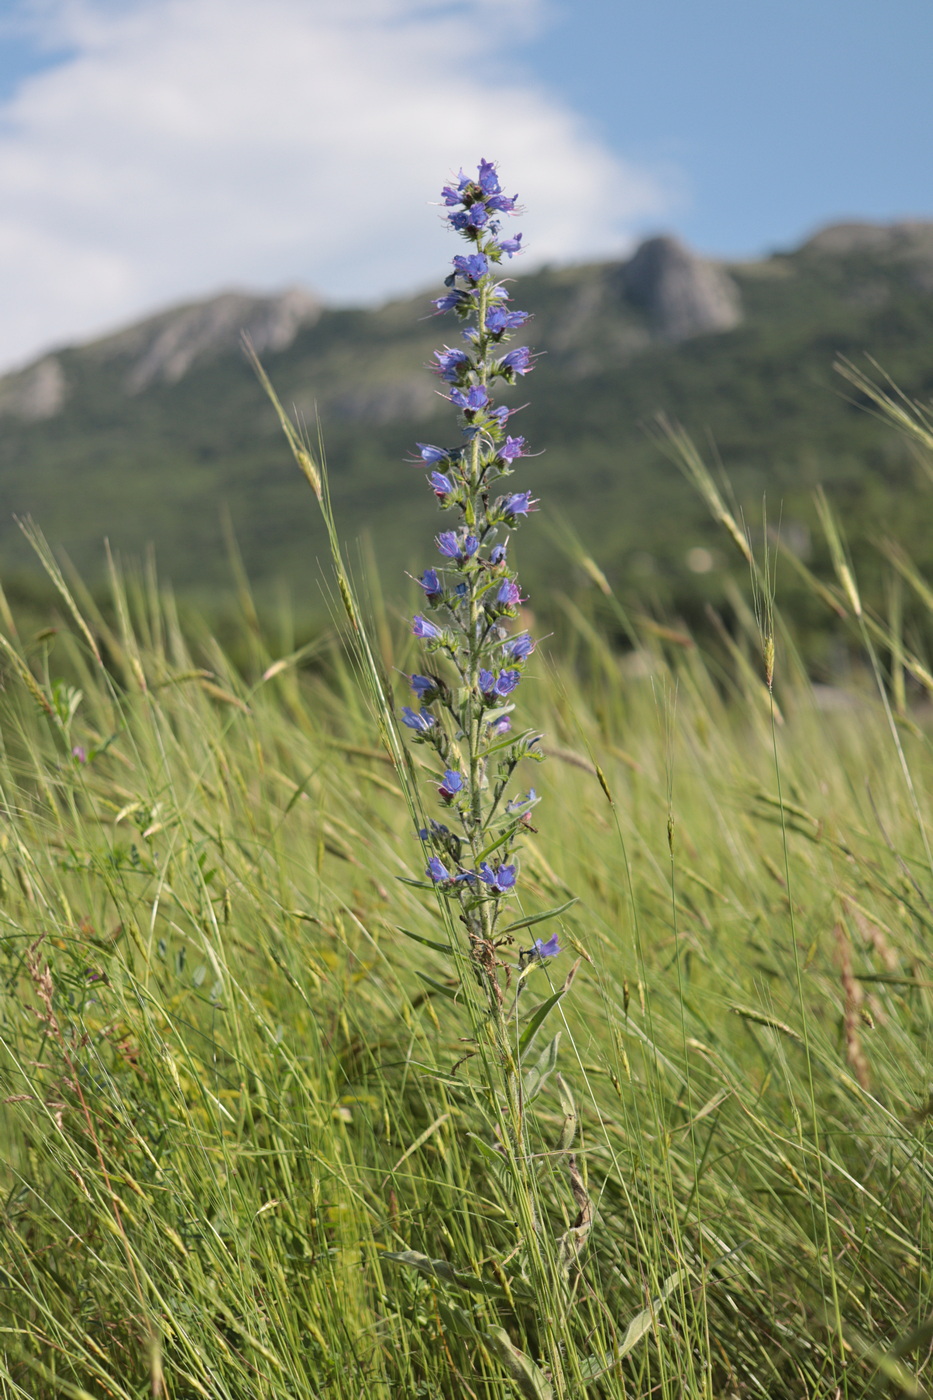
[[476, 159, 500, 195], [429, 471, 454, 499], [498, 234, 523, 257], [489, 543, 508, 566], [479, 669, 521, 701], [410, 674, 435, 700], [488, 714, 512, 737], [502, 491, 538, 521], [497, 579, 522, 609], [402, 706, 435, 732], [439, 769, 464, 801], [499, 436, 527, 462], [453, 253, 489, 281], [429, 856, 476, 885], [449, 385, 489, 412], [441, 169, 470, 205], [449, 204, 489, 232], [504, 633, 535, 661], [413, 614, 442, 640], [486, 306, 530, 335], [433, 290, 468, 313], [479, 862, 518, 893], [534, 934, 561, 958], [71, 746, 87, 764], [507, 787, 537, 812], [433, 347, 470, 383], [486, 192, 518, 214], [416, 443, 448, 464], [501, 346, 533, 376], [437, 531, 479, 563], [418, 569, 443, 603]]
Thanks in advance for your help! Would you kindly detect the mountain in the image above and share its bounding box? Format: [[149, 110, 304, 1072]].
[[2, 223, 933, 647]]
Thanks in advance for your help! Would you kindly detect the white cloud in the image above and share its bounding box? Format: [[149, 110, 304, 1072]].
[[0, 0, 678, 371]]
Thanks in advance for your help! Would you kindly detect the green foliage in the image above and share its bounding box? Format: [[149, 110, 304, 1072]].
[[3, 235, 933, 659], [4, 499, 933, 1394]]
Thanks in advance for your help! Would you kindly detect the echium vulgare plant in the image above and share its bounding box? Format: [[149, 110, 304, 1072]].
[[251, 162, 587, 1394], [402, 160, 559, 1016], [395, 165, 590, 1395]]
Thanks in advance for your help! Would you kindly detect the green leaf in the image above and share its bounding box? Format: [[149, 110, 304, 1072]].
[[397, 926, 452, 954], [382, 1250, 531, 1302], [555, 1072, 577, 1150], [415, 971, 460, 1001], [502, 898, 579, 934], [282, 767, 321, 818], [467, 1132, 507, 1170], [482, 726, 537, 760], [581, 1269, 687, 1383], [483, 1326, 554, 1400], [519, 991, 565, 1055], [408, 1061, 474, 1090], [396, 875, 435, 890], [476, 826, 518, 864], [437, 1304, 554, 1400], [522, 1031, 561, 1103]]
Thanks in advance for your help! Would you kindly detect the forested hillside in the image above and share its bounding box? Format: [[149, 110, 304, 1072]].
[[2, 221, 932, 645]]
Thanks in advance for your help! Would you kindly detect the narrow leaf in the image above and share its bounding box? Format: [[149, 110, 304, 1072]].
[[482, 726, 537, 760], [581, 1269, 687, 1383], [437, 1303, 553, 1399], [519, 991, 565, 1055], [484, 1326, 554, 1400], [382, 1250, 523, 1301], [555, 1072, 577, 1150], [627, 1270, 687, 1340], [502, 898, 579, 935], [415, 971, 460, 1001], [522, 1032, 561, 1103], [397, 926, 452, 954], [476, 825, 519, 864]]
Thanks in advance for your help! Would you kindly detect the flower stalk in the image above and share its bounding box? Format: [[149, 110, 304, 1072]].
[[402, 175, 584, 1391], [403, 162, 557, 1044]]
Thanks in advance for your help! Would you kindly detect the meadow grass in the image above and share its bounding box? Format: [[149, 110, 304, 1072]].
[[3, 423, 933, 1397]]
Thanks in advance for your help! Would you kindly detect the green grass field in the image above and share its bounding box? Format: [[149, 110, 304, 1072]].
[[3, 373, 933, 1398]]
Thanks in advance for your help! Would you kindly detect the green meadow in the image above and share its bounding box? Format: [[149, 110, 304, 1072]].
[[3, 369, 933, 1398]]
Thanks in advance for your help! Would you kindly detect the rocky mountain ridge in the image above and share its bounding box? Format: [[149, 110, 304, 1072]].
[[5, 217, 929, 431], [0, 285, 322, 421], [0, 236, 738, 423], [2, 215, 933, 632]]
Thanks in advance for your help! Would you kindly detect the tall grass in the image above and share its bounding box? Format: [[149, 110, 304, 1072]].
[[3, 368, 933, 1396]]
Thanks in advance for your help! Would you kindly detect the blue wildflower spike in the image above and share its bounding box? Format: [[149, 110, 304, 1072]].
[[399, 159, 547, 973]]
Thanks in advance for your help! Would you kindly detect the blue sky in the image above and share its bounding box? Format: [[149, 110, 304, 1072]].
[[522, 0, 933, 258], [0, 0, 929, 371]]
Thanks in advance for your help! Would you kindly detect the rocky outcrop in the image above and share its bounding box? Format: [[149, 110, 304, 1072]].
[[109, 286, 323, 392], [0, 356, 67, 421], [803, 220, 933, 257], [0, 286, 323, 418], [620, 236, 742, 342], [802, 221, 933, 292]]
